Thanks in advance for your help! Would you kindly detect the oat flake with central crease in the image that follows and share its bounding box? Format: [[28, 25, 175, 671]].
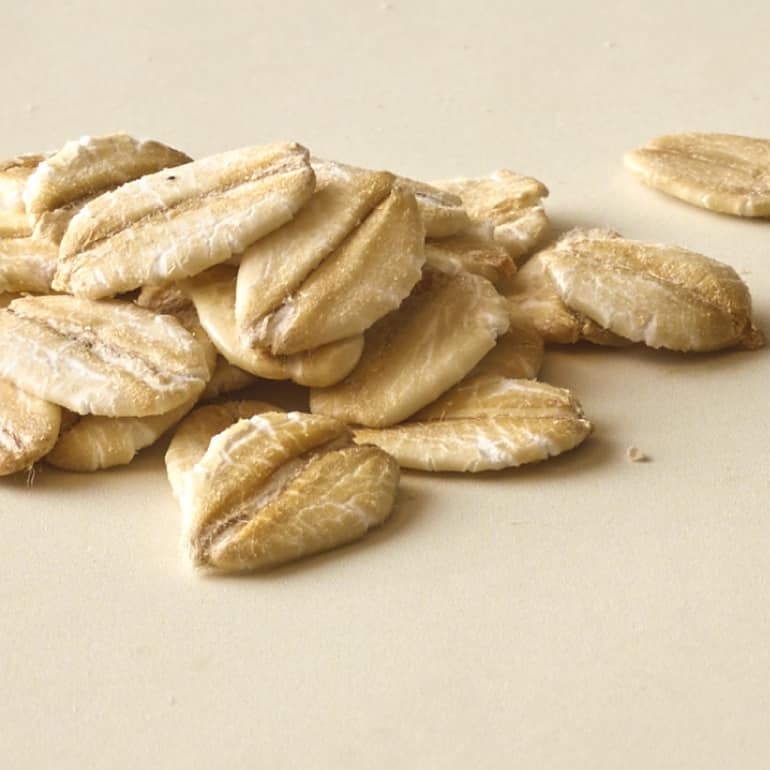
[[354, 375, 592, 472], [541, 228, 764, 351], [0, 295, 211, 417], [624, 132, 770, 217], [54, 142, 315, 298], [310, 269, 511, 428], [166, 406, 399, 572]]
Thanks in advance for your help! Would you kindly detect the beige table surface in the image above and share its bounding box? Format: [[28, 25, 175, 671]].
[[2, 1, 769, 768]]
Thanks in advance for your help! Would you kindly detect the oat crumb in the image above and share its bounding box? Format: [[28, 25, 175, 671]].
[[627, 446, 649, 462]]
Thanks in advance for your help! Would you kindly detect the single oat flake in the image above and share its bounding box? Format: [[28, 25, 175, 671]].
[[354, 375, 592, 472], [624, 132, 770, 217], [244, 184, 425, 355], [166, 405, 399, 572], [236, 159, 394, 347], [24, 133, 191, 220], [0, 295, 211, 417], [46, 400, 196, 472], [540, 229, 764, 352]]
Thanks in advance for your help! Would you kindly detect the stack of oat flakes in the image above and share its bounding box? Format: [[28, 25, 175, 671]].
[[0, 133, 765, 571]]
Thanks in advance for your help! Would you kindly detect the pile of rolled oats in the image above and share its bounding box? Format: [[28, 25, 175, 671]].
[[0, 131, 765, 571]]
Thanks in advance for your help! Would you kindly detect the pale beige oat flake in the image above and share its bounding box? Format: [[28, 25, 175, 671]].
[[0, 153, 47, 237], [166, 407, 399, 571], [624, 132, 770, 217], [469, 305, 544, 381], [46, 399, 196, 472], [541, 228, 764, 351], [310, 269, 511, 427], [248, 185, 425, 355], [424, 224, 516, 288], [134, 282, 218, 375], [0, 295, 210, 416], [236, 159, 394, 344], [26, 133, 191, 245], [0, 236, 58, 293], [165, 401, 281, 498], [0, 379, 62, 476], [395, 176, 470, 238], [24, 133, 191, 218], [354, 375, 592, 472], [433, 170, 550, 259], [184, 266, 365, 387], [54, 142, 315, 297], [506, 246, 629, 346]]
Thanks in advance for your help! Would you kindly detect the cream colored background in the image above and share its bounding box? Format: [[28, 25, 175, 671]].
[[2, 1, 769, 768]]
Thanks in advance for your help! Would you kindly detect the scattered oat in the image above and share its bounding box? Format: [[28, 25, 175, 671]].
[[624, 132, 770, 217]]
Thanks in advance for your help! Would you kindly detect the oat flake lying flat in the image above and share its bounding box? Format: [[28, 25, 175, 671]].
[[541, 229, 764, 351], [166, 407, 399, 571], [506, 245, 629, 346], [354, 375, 592, 472], [0, 379, 62, 476], [0, 153, 48, 237], [624, 132, 770, 217], [185, 266, 364, 387], [310, 269, 511, 428], [248, 185, 425, 355], [54, 142, 315, 298], [46, 399, 196, 472], [0, 295, 210, 416], [236, 159, 393, 346], [0, 236, 58, 293], [433, 170, 550, 259]]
